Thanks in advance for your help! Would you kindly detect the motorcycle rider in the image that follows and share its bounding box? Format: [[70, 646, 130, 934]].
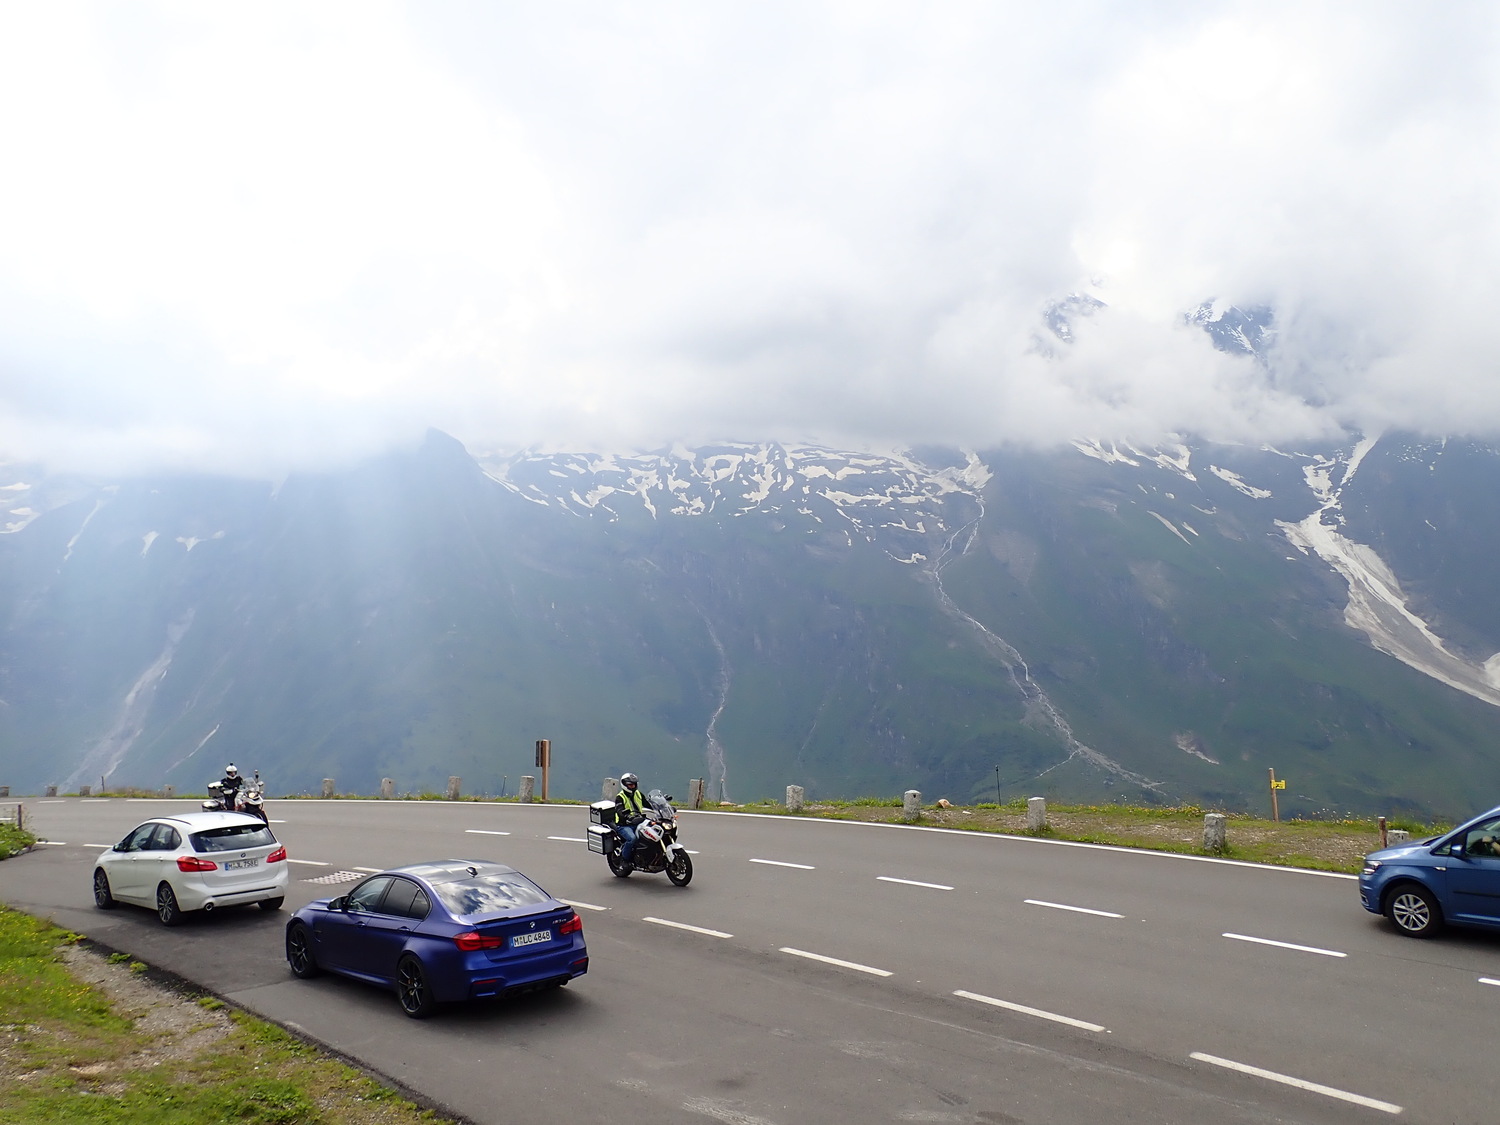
[[614, 772, 649, 869], [218, 764, 244, 811]]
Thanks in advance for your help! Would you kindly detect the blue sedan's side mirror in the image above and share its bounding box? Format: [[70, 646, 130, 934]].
[[328, 896, 347, 910]]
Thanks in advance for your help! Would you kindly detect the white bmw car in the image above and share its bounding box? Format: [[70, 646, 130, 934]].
[[92, 810, 290, 926]]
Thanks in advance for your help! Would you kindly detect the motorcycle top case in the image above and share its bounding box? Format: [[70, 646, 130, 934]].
[[589, 800, 618, 826], [587, 823, 616, 854]]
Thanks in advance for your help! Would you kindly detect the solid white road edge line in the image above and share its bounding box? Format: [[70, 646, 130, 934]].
[[548, 836, 586, 843], [1024, 899, 1123, 918], [465, 829, 511, 835], [1221, 932, 1347, 958], [1189, 1052, 1401, 1114], [750, 858, 815, 869], [288, 859, 331, 866], [953, 990, 1108, 1033], [877, 875, 955, 890], [561, 899, 608, 911], [644, 917, 733, 938], [779, 947, 892, 976]]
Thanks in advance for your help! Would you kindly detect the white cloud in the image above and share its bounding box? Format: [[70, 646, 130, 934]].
[[1, 1, 1498, 475]]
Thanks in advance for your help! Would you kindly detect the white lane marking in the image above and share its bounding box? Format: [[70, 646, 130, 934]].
[[877, 875, 954, 890], [549, 836, 586, 843], [36, 840, 65, 846], [353, 866, 382, 873], [779, 947, 891, 976], [83, 844, 112, 849], [1025, 899, 1123, 918], [80, 799, 110, 803], [1481, 977, 1500, 988], [704, 811, 1359, 878], [750, 858, 815, 870], [1221, 933, 1347, 958], [561, 899, 608, 912], [466, 829, 511, 836], [38, 800, 65, 804], [288, 858, 331, 867], [1189, 1052, 1401, 1114], [269, 819, 287, 824], [644, 916, 733, 939], [954, 990, 1108, 1033], [682, 1095, 781, 1125]]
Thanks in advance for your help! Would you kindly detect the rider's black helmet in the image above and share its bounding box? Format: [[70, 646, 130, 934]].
[[621, 772, 638, 789]]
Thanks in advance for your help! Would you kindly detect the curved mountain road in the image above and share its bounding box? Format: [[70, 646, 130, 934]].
[[3, 799, 1498, 1124]]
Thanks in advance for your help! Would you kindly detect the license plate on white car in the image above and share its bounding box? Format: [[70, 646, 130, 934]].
[[224, 858, 259, 870], [511, 930, 553, 948]]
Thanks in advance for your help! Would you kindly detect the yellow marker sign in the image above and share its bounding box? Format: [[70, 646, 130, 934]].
[[1271, 779, 1286, 790]]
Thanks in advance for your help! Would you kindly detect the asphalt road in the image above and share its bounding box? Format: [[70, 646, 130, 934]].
[[4, 797, 1499, 1125]]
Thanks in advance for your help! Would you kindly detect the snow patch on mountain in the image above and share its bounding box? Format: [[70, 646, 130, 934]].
[[1208, 465, 1272, 498]]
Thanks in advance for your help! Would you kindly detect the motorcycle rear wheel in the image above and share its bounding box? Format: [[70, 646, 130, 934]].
[[607, 846, 632, 878], [666, 851, 693, 887]]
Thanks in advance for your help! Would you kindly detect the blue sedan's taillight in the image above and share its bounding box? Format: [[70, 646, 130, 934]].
[[453, 931, 505, 951], [558, 912, 583, 936]]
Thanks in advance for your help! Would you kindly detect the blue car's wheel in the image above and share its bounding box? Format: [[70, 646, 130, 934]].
[[397, 956, 435, 1019], [286, 923, 320, 979], [1386, 884, 1442, 938]]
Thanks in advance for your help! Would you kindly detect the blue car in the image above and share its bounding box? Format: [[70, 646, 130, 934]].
[[1359, 805, 1500, 938], [285, 860, 588, 1017]]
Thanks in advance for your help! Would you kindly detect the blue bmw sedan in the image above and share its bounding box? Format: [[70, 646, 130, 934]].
[[285, 860, 588, 1017], [1359, 805, 1500, 938]]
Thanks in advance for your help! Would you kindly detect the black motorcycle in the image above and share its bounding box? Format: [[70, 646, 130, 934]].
[[587, 789, 693, 886], [202, 770, 268, 822]]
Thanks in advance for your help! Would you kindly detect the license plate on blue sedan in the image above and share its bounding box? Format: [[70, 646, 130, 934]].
[[224, 858, 258, 870], [511, 930, 553, 948]]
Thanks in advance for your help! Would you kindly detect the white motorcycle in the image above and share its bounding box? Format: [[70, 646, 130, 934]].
[[586, 789, 692, 886]]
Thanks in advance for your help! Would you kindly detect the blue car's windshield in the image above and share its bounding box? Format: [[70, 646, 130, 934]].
[[431, 872, 551, 918]]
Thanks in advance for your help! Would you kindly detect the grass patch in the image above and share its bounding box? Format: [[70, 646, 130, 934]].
[[0, 821, 36, 859], [0, 904, 456, 1124], [698, 799, 1447, 873]]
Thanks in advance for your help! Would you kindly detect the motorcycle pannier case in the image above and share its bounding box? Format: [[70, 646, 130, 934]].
[[586, 823, 616, 854], [589, 800, 618, 826]]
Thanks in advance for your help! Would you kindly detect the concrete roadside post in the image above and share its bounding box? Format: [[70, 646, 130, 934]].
[[1027, 796, 1047, 831], [45, 786, 57, 798], [786, 785, 805, 813], [380, 778, 395, 800], [903, 789, 922, 818], [446, 777, 461, 800], [0, 787, 8, 798], [79, 785, 91, 797], [321, 779, 335, 799], [1389, 829, 1410, 845], [162, 785, 174, 799], [602, 777, 620, 801], [519, 775, 535, 803], [1203, 812, 1227, 852], [688, 779, 704, 809]]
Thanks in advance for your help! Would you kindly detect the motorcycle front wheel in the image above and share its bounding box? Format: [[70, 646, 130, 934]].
[[666, 850, 693, 887]]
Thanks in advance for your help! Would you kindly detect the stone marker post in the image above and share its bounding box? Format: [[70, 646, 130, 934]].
[[0, 786, 8, 798], [79, 785, 91, 797], [1203, 812, 1227, 851], [786, 785, 805, 813], [602, 777, 621, 801], [1389, 829, 1410, 845], [688, 779, 704, 809], [162, 785, 174, 799], [1027, 796, 1047, 831], [903, 789, 922, 817], [380, 777, 395, 799], [519, 775, 535, 803], [45, 786, 57, 798], [446, 776, 462, 800], [321, 778, 335, 799]]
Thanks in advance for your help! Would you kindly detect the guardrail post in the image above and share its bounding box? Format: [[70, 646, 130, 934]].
[[688, 778, 704, 809], [1027, 796, 1047, 831], [321, 778, 335, 799], [519, 775, 535, 803], [1203, 812, 1227, 851], [446, 776, 461, 800], [602, 777, 620, 801], [903, 789, 921, 817], [786, 785, 805, 812]]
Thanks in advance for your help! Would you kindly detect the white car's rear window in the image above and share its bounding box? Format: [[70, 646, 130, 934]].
[[190, 824, 277, 852]]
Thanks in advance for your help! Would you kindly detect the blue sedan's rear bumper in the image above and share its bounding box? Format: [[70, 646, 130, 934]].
[[434, 937, 589, 1003]]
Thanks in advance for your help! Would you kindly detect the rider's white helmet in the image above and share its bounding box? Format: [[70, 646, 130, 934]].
[[225, 764, 238, 776]]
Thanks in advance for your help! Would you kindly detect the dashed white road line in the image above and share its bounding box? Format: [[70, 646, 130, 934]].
[[36, 840, 65, 846], [644, 916, 733, 939], [779, 947, 891, 976], [548, 836, 586, 843], [82, 844, 111, 849], [288, 858, 331, 867], [38, 800, 65, 804], [1024, 899, 1123, 918], [1480, 977, 1500, 988], [352, 866, 382, 873], [1221, 933, 1347, 958], [877, 875, 954, 890], [750, 858, 815, 870], [1189, 1052, 1401, 1114], [465, 829, 511, 836], [561, 899, 608, 912], [954, 990, 1108, 1033]]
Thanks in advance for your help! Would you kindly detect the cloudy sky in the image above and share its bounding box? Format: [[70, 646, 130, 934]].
[[2, 2, 1497, 476]]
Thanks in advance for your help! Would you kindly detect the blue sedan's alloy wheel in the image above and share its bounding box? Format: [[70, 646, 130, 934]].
[[286, 924, 320, 979], [1386, 884, 1442, 937], [397, 956, 435, 1019]]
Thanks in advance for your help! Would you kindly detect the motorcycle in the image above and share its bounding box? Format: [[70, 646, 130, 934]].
[[202, 770, 268, 823], [587, 789, 693, 886]]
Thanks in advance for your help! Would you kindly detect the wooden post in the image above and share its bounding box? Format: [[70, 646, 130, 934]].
[[535, 740, 550, 802], [1269, 767, 1280, 822], [1379, 815, 1388, 848]]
